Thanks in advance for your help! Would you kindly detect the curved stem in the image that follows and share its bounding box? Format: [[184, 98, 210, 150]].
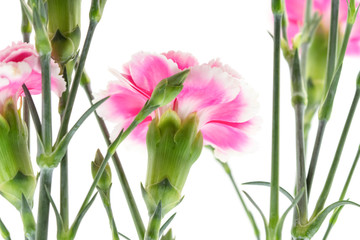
[[311, 87, 360, 219], [323, 0, 339, 93], [99, 190, 120, 240], [221, 161, 260, 240], [306, 119, 327, 197], [323, 145, 360, 239], [82, 82, 145, 239], [56, 20, 97, 145]]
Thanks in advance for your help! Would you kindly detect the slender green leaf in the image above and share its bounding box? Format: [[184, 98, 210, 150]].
[[243, 181, 294, 202], [144, 202, 162, 240], [44, 187, 64, 236], [69, 193, 98, 239], [242, 191, 269, 238], [159, 213, 176, 237], [275, 189, 304, 239], [20, 195, 36, 240], [40, 97, 108, 168], [294, 200, 360, 239], [22, 84, 42, 138], [117, 231, 131, 240], [0, 218, 10, 240]]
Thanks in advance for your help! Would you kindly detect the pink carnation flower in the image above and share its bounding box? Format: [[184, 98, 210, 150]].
[[98, 51, 259, 158], [285, 0, 360, 54], [0, 42, 65, 113]]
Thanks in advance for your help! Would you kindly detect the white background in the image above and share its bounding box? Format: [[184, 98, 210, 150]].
[[1, 0, 360, 239]]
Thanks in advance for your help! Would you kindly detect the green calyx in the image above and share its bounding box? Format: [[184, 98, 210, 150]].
[[143, 109, 203, 216], [47, 0, 81, 63], [0, 98, 36, 210], [91, 149, 112, 192]]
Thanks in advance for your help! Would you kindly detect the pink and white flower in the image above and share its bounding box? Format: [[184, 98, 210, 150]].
[[285, 0, 360, 54], [0, 42, 65, 113], [98, 51, 259, 158]]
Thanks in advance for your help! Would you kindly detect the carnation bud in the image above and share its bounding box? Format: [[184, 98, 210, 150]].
[[91, 149, 112, 191], [304, 25, 330, 134], [47, 0, 81, 63], [142, 109, 203, 216], [90, 0, 107, 23], [0, 98, 36, 210], [148, 70, 189, 108]]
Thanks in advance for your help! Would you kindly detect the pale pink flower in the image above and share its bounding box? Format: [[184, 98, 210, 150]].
[[0, 42, 65, 113], [98, 51, 259, 157], [285, 0, 360, 54]]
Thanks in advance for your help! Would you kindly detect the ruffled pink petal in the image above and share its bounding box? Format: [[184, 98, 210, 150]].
[[313, 0, 330, 13], [16, 55, 65, 98], [208, 59, 242, 78], [201, 119, 258, 153], [197, 80, 259, 127], [285, 0, 305, 22], [127, 52, 179, 92], [0, 62, 32, 109], [96, 83, 148, 123], [0, 43, 65, 101], [176, 64, 240, 119], [162, 51, 199, 70], [347, 14, 360, 54], [0, 42, 37, 63], [285, 0, 351, 41]]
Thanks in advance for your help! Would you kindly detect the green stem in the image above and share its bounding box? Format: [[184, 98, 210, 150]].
[[99, 190, 120, 240], [59, 66, 71, 231], [307, 17, 355, 199], [293, 104, 308, 225], [36, 53, 53, 240], [82, 83, 145, 239], [306, 119, 327, 197], [21, 4, 31, 150], [56, 20, 98, 145], [70, 102, 151, 238], [269, 13, 282, 231], [311, 87, 360, 219], [60, 153, 69, 230], [35, 168, 54, 240], [40, 53, 52, 153], [323, 0, 339, 93], [323, 145, 360, 239], [335, 23, 353, 71], [217, 160, 260, 240], [300, 0, 313, 84]]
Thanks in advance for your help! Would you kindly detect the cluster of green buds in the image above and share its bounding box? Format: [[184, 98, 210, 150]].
[[47, 0, 81, 63], [142, 109, 203, 217], [0, 98, 36, 210]]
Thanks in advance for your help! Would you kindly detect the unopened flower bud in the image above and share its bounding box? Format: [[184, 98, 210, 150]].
[[90, 0, 108, 23], [304, 25, 330, 133], [47, 0, 81, 63], [91, 149, 112, 191], [142, 109, 203, 216], [0, 98, 36, 210], [148, 70, 189, 108]]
